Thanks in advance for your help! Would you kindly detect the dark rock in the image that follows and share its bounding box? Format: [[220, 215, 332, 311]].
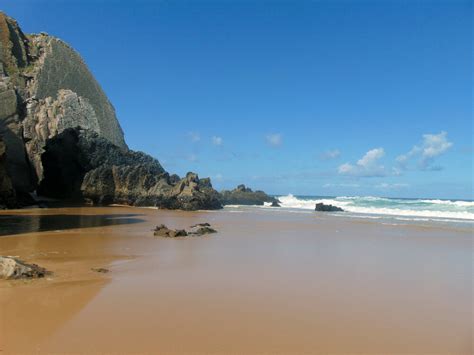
[[37, 128, 222, 210], [219, 184, 279, 206], [0, 256, 49, 279], [91, 267, 109, 273], [0, 138, 16, 208], [188, 223, 217, 236], [271, 201, 281, 207], [153, 224, 188, 238], [315, 203, 344, 212], [153, 223, 217, 237]]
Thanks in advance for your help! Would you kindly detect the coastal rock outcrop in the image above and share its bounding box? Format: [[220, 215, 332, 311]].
[[0, 12, 126, 198], [315, 203, 344, 212], [0, 256, 49, 279], [0, 12, 221, 210], [154, 223, 217, 237], [39, 128, 222, 210], [219, 184, 279, 206]]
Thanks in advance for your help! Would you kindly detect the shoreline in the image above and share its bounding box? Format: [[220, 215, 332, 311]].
[[1, 206, 472, 353]]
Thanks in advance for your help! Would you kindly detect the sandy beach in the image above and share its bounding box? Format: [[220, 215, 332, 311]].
[[0, 206, 471, 354]]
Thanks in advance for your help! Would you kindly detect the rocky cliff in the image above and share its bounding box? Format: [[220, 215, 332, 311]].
[[0, 13, 221, 210]]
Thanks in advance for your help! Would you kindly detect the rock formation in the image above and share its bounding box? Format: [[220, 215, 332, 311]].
[[315, 203, 344, 212], [219, 184, 279, 206], [39, 128, 222, 210], [153, 223, 217, 238], [0, 12, 221, 210], [0, 256, 49, 279]]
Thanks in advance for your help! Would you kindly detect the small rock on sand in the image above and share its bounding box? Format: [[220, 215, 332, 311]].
[[91, 267, 109, 273], [153, 223, 217, 237], [0, 256, 49, 279]]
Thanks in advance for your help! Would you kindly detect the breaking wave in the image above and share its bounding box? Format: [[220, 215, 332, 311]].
[[269, 194, 474, 221]]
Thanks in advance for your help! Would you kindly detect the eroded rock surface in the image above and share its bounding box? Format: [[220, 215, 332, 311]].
[[39, 128, 222, 210], [0, 12, 126, 200], [188, 223, 218, 236], [219, 184, 279, 206], [0, 256, 49, 279], [154, 223, 218, 237]]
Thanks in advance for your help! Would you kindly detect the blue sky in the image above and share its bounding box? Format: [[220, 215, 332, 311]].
[[2, 0, 472, 199]]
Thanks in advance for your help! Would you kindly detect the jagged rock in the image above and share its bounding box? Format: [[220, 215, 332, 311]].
[[23, 89, 101, 180], [153, 223, 217, 237], [271, 201, 281, 207], [0, 256, 49, 279], [315, 203, 344, 212], [219, 184, 279, 206], [153, 224, 188, 238], [188, 223, 217, 236], [39, 128, 222, 210]]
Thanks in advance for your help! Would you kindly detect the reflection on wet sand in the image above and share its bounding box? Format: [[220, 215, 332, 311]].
[[0, 207, 148, 352], [0, 212, 144, 236]]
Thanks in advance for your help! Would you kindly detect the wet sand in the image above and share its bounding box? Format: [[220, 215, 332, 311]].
[[0, 206, 472, 354]]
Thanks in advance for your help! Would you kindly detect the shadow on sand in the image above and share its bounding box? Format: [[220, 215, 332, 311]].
[[0, 213, 145, 236]]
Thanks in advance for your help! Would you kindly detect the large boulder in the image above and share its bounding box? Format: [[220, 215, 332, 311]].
[[39, 128, 222, 210], [219, 184, 279, 206]]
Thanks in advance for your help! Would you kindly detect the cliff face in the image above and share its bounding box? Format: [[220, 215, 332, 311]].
[[0, 12, 126, 190], [0, 13, 222, 210]]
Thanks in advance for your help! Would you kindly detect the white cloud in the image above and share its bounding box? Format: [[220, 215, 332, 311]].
[[338, 148, 388, 177], [323, 183, 360, 188], [212, 136, 223, 146], [375, 183, 409, 189], [320, 149, 341, 160], [213, 173, 223, 181], [265, 133, 282, 147], [187, 131, 201, 143], [357, 148, 385, 168], [397, 131, 452, 170]]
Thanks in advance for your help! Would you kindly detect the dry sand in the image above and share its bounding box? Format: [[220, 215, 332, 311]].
[[0, 206, 472, 354]]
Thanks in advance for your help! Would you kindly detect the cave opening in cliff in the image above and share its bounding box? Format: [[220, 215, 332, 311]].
[[38, 129, 87, 200]]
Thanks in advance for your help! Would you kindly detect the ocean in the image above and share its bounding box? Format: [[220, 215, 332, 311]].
[[229, 194, 474, 225]]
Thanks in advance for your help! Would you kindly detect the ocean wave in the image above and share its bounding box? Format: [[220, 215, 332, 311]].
[[274, 194, 474, 221]]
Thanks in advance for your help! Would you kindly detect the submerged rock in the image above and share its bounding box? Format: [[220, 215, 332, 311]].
[[219, 184, 279, 206], [0, 256, 49, 279], [315, 203, 344, 212]]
